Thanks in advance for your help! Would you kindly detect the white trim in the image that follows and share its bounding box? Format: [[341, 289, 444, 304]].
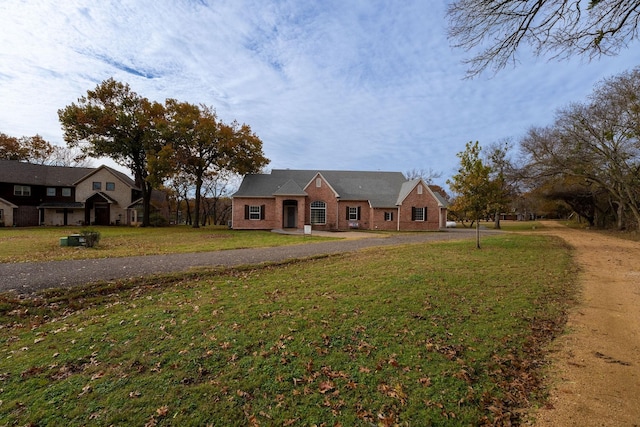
[[304, 173, 340, 198]]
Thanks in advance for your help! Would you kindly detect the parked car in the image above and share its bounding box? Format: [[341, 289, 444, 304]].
[[445, 221, 457, 228]]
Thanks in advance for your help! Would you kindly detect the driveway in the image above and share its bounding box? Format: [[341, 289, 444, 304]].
[[0, 228, 486, 294]]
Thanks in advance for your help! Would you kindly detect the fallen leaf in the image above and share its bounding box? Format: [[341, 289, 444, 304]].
[[78, 384, 92, 397], [91, 371, 104, 380], [319, 381, 335, 394], [418, 377, 432, 387]]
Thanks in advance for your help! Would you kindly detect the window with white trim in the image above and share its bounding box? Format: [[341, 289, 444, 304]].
[[244, 205, 265, 220], [412, 206, 426, 221], [249, 205, 261, 220], [316, 178, 322, 187], [417, 184, 423, 194], [310, 201, 326, 224], [384, 212, 393, 221], [14, 185, 31, 196], [348, 207, 359, 220]]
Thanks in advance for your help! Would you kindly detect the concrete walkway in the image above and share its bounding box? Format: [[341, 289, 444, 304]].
[[0, 228, 488, 294]]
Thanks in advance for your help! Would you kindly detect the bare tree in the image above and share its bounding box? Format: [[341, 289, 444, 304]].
[[404, 167, 442, 183], [167, 174, 194, 225], [520, 67, 640, 230], [47, 145, 94, 167], [200, 170, 241, 226], [447, 0, 640, 77]]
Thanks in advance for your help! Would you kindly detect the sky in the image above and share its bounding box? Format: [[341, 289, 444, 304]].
[[0, 0, 638, 187]]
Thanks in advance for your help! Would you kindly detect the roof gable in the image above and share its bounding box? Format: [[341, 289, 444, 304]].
[[74, 165, 137, 188], [273, 179, 307, 196], [0, 196, 18, 208], [429, 186, 449, 207], [396, 180, 420, 205], [304, 173, 340, 198], [396, 179, 448, 207]]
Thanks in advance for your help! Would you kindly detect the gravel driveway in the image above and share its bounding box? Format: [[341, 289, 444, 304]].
[[0, 229, 486, 294]]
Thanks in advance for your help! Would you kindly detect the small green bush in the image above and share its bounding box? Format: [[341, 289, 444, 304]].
[[149, 212, 169, 227], [80, 229, 101, 248]]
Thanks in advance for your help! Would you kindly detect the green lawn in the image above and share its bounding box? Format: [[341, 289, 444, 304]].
[[0, 226, 334, 263], [0, 233, 576, 426], [476, 220, 545, 232]]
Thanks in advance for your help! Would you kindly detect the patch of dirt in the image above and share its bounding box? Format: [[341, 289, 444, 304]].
[[531, 222, 640, 426]]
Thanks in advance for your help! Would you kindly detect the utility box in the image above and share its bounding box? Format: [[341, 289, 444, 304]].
[[59, 237, 68, 247], [67, 234, 84, 247]]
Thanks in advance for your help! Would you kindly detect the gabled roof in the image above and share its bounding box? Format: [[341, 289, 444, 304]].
[[74, 165, 137, 188], [85, 191, 119, 203], [0, 159, 94, 186], [0, 196, 18, 208], [307, 172, 340, 198], [429, 188, 448, 207], [233, 169, 411, 208], [273, 179, 307, 196], [396, 180, 420, 205]]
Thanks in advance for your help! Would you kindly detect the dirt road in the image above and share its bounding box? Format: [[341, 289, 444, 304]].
[[533, 222, 640, 426]]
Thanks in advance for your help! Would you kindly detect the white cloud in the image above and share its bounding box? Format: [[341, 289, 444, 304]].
[[0, 0, 638, 186]]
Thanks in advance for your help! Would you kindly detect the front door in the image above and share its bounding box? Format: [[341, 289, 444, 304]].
[[285, 206, 297, 228], [95, 203, 110, 225]]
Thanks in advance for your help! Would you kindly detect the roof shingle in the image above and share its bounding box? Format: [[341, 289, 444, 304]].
[[233, 169, 413, 208]]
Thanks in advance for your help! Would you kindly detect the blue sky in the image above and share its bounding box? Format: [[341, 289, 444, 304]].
[[1, 1, 638, 186]]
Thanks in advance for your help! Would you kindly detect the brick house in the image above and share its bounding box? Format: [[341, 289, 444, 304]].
[[0, 160, 167, 227], [231, 169, 448, 232]]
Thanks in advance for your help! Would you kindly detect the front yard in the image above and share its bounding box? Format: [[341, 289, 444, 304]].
[[0, 231, 576, 425], [0, 226, 334, 263]]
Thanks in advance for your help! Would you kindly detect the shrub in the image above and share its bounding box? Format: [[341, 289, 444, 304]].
[[80, 229, 101, 248], [149, 212, 169, 227]]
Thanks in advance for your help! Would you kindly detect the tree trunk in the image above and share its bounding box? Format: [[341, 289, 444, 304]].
[[185, 198, 192, 225], [141, 181, 153, 227], [476, 216, 481, 249], [192, 178, 202, 228], [494, 211, 501, 230]]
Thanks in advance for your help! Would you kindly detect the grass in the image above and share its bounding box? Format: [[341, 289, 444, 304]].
[[480, 220, 546, 232], [0, 226, 334, 263], [0, 233, 576, 426]]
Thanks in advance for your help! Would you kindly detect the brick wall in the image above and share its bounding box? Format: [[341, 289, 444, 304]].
[[370, 208, 399, 231], [336, 200, 370, 230], [304, 175, 340, 231], [398, 183, 442, 231], [231, 198, 277, 230]]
